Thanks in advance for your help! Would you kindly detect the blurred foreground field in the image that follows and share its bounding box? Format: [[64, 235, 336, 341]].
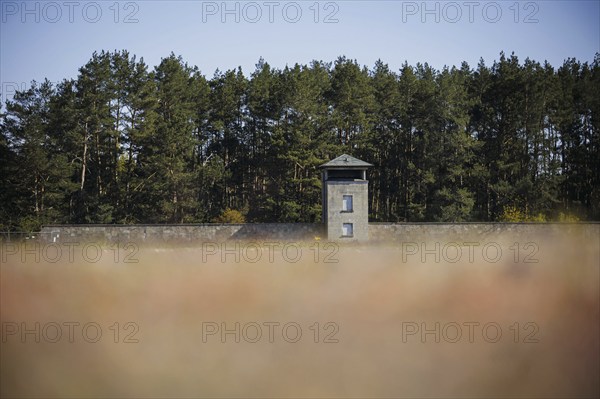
[[1, 227, 599, 398]]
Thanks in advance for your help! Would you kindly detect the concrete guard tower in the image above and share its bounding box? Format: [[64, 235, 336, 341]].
[[320, 154, 373, 241]]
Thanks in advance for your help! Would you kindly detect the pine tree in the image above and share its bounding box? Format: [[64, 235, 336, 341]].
[[2, 80, 71, 231]]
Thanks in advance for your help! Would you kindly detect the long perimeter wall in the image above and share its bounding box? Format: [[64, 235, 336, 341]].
[[35, 223, 600, 243]]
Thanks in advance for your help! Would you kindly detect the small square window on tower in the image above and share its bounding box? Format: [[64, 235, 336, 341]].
[[342, 223, 353, 237], [342, 195, 353, 212]]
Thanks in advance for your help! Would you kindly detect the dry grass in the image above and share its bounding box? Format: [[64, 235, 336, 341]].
[[1, 227, 599, 398]]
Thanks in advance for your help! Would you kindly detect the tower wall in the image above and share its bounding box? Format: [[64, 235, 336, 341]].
[[325, 180, 369, 241]]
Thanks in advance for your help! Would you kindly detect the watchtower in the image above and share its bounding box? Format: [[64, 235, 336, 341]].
[[320, 154, 372, 241]]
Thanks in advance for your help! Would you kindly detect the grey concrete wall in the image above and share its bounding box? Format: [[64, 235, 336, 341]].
[[39, 223, 325, 243], [36, 222, 599, 244], [325, 180, 369, 241], [368, 222, 600, 242]]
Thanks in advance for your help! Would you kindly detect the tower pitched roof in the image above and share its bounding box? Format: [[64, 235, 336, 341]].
[[319, 154, 373, 169]]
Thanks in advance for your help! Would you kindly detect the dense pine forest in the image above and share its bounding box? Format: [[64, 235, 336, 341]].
[[1, 51, 598, 231]]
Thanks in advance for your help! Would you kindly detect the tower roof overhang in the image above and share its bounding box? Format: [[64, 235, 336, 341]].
[[319, 154, 373, 169]]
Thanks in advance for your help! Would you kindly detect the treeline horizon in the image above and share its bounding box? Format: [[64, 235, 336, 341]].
[[1, 50, 598, 231]]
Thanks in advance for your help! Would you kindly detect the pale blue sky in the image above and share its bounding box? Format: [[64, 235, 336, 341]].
[[1, 0, 599, 102]]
